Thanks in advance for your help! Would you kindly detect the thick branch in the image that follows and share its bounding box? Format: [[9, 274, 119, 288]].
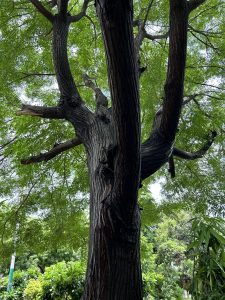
[[173, 131, 217, 160], [16, 104, 64, 119], [167, 131, 216, 178], [21, 138, 81, 165], [141, 131, 173, 180], [69, 0, 91, 23], [29, 0, 54, 22], [52, 16, 81, 103], [160, 0, 188, 141], [140, 131, 217, 180], [188, 0, 206, 13], [144, 31, 169, 41]]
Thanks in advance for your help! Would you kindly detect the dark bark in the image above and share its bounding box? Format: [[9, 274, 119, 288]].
[[16, 104, 64, 119], [96, 0, 140, 204], [52, 13, 93, 138], [160, 0, 188, 141], [140, 0, 189, 181], [82, 119, 142, 300], [21, 138, 81, 164], [188, 0, 206, 13], [69, 0, 91, 23], [29, 0, 54, 22], [173, 131, 217, 160], [82, 1, 142, 299]]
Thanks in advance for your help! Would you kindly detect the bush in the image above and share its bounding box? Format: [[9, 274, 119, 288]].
[[0, 289, 24, 300], [23, 278, 43, 300], [41, 261, 85, 300], [0, 260, 85, 300]]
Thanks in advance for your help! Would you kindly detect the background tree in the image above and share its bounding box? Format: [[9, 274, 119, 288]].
[[0, 0, 224, 299]]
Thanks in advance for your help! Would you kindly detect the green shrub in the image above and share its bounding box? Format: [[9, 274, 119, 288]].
[[23, 278, 43, 300], [0, 260, 85, 300], [41, 261, 85, 300], [0, 289, 24, 300]]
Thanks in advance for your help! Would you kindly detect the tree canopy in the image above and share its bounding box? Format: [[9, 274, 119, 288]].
[[0, 0, 224, 260]]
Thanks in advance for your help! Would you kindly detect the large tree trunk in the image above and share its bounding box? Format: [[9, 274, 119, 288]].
[[80, 1, 142, 299], [82, 118, 142, 300]]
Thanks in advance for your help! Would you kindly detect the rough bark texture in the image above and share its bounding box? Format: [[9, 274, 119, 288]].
[[82, 1, 142, 299]]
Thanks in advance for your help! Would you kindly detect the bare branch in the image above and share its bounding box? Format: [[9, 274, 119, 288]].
[[173, 131, 217, 160], [0, 137, 17, 150], [188, 25, 223, 38], [16, 104, 65, 119], [188, 81, 225, 91], [182, 94, 211, 117], [135, 27, 169, 54], [69, 0, 91, 23], [189, 26, 218, 50], [29, 0, 54, 22], [134, 1, 168, 53], [192, 97, 211, 118], [183, 94, 198, 105], [140, 130, 217, 181], [188, 0, 207, 13], [83, 74, 108, 108], [21, 138, 81, 165], [189, 3, 221, 21], [144, 31, 169, 41]]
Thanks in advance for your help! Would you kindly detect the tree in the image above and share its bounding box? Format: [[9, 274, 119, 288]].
[[0, 0, 224, 299]]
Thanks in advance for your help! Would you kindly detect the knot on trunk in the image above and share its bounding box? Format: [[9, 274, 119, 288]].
[[98, 144, 117, 181]]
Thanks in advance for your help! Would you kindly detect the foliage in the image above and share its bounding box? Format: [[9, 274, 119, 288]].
[[0, 289, 24, 300], [0, 1, 224, 298], [141, 212, 194, 299], [40, 261, 85, 300], [1, 212, 224, 299], [23, 279, 43, 300], [0, 0, 224, 256], [189, 216, 225, 299], [0, 259, 85, 300], [0, 266, 40, 300]]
